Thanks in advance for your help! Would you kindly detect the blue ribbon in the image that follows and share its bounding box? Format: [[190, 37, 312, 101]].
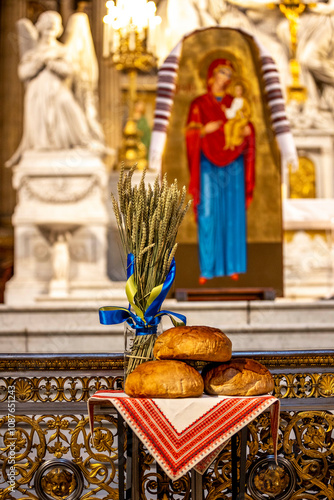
[[127, 253, 135, 277], [99, 254, 186, 333]]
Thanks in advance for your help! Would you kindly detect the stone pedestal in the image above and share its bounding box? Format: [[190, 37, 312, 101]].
[[291, 129, 334, 198], [283, 128, 334, 298], [5, 149, 123, 305], [283, 199, 334, 299]]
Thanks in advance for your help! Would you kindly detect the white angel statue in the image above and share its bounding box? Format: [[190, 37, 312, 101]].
[[6, 10, 107, 167]]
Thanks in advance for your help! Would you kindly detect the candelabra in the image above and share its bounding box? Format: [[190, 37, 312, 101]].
[[278, 0, 313, 102], [103, 0, 161, 169]]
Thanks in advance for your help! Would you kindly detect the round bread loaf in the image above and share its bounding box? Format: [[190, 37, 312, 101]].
[[203, 358, 274, 396], [124, 360, 204, 398], [153, 325, 232, 362]]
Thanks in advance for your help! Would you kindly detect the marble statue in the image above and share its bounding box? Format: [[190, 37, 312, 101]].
[[49, 232, 71, 297], [6, 10, 107, 167], [51, 233, 70, 281], [279, 1, 334, 129], [4, 10, 115, 305], [156, 0, 289, 86]]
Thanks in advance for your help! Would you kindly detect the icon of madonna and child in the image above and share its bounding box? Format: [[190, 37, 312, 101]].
[[185, 58, 255, 284]]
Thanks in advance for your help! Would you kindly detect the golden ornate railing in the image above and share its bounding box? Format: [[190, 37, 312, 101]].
[[1, 350, 334, 500]]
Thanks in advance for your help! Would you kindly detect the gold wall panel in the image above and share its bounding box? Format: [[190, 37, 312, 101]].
[[162, 28, 282, 245], [289, 156, 316, 199], [284, 230, 328, 244]]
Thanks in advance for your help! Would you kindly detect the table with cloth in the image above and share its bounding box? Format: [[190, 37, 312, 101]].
[[88, 390, 280, 500]]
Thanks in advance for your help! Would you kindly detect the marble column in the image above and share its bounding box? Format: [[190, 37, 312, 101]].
[[60, 0, 75, 27], [0, 0, 26, 229], [91, 0, 122, 169]]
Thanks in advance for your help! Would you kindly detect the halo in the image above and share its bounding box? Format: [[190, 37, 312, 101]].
[[226, 77, 251, 97], [197, 50, 241, 84]]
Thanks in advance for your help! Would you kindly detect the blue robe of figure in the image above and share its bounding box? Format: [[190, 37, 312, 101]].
[[185, 58, 255, 280], [197, 154, 247, 279]]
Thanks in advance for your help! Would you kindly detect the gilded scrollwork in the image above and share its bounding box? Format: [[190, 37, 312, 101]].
[[3, 429, 27, 452], [0, 355, 124, 372], [202, 409, 334, 500], [1, 352, 334, 499], [273, 372, 334, 398], [1, 371, 334, 404], [138, 440, 157, 499], [169, 474, 191, 499], [1, 408, 334, 500], [0, 375, 122, 403], [154, 464, 191, 500], [0, 413, 120, 500], [204, 445, 233, 500]]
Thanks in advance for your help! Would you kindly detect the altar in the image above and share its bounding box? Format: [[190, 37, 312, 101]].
[[0, 350, 333, 500], [87, 390, 279, 499]]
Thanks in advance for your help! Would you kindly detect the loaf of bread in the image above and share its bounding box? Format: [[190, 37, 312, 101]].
[[124, 360, 204, 398], [153, 325, 232, 362], [203, 358, 274, 396]]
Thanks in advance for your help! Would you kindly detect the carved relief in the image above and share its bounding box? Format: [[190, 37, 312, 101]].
[[284, 231, 331, 282], [318, 374, 334, 397], [289, 156, 316, 199], [35, 459, 84, 500], [22, 176, 99, 204], [33, 241, 50, 262], [248, 456, 296, 500], [70, 233, 97, 263], [41, 467, 77, 499]]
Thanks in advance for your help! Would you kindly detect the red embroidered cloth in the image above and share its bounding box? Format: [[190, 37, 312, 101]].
[[88, 390, 279, 481]]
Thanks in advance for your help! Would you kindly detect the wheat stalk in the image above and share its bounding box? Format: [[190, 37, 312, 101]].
[[112, 166, 191, 374]]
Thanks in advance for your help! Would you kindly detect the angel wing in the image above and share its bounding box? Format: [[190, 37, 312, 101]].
[[64, 12, 98, 88], [63, 13, 105, 142], [16, 18, 38, 59]]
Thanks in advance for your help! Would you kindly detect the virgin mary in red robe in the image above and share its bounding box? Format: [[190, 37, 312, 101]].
[[185, 58, 256, 281]]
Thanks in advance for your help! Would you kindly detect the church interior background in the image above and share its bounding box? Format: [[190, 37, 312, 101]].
[[1, 0, 334, 354], [1, 2, 334, 499]]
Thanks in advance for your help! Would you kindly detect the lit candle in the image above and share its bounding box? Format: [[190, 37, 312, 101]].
[[103, 2, 116, 57], [146, 1, 157, 53], [113, 27, 120, 52], [129, 29, 136, 51]]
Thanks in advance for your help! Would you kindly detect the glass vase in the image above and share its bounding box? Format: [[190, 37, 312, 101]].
[[124, 321, 163, 381]]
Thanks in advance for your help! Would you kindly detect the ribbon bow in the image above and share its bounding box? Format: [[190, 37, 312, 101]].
[[99, 253, 186, 334]]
